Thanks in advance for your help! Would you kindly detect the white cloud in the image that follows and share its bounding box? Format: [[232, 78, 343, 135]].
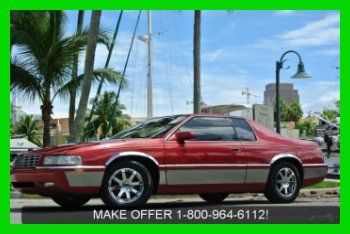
[[275, 10, 297, 16], [299, 80, 339, 115], [202, 49, 227, 62], [254, 12, 340, 49], [319, 91, 339, 103], [313, 48, 340, 56], [280, 12, 339, 47]]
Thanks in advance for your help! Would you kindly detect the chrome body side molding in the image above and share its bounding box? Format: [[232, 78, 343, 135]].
[[105, 151, 159, 167], [36, 165, 105, 170]]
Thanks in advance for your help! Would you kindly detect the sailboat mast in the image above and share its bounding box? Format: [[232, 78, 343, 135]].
[[147, 10, 153, 118]]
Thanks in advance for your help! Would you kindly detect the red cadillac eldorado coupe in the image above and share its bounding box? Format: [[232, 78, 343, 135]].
[[11, 114, 327, 208]]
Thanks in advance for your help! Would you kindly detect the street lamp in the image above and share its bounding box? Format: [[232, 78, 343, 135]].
[[275, 50, 311, 134]]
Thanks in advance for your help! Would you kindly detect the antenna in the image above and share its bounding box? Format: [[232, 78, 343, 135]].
[[241, 88, 257, 104]]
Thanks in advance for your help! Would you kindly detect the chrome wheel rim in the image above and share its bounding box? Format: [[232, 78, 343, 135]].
[[108, 168, 144, 204], [276, 167, 297, 197]]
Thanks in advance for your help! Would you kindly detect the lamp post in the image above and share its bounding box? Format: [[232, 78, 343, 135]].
[[275, 50, 311, 134]]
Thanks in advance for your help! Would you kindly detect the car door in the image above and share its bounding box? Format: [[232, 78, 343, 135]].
[[164, 116, 246, 187], [230, 118, 271, 186]]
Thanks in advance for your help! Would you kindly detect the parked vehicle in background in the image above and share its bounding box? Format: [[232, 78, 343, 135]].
[[11, 114, 327, 208]]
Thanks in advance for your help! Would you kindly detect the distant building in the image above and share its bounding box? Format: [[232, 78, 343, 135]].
[[131, 117, 146, 125], [11, 103, 26, 123], [50, 118, 70, 145], [37, 118, 70, 145], [264, 83, 299, 105]]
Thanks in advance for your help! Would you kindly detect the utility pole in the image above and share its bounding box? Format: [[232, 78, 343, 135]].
[[147, 10, 153, 118], [193, 10, 201, 113]]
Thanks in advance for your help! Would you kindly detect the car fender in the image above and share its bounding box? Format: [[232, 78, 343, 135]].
[[105, 151, 159, 167], [270, 153, 302, 165]]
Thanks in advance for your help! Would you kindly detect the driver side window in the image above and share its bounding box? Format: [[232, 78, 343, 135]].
[[180, 117, 236, 141]]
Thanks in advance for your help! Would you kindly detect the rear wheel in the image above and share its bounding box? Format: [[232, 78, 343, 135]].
[[199, 193, 229, 203], [52, 195, 90, 208], [100, 161, 153, 207], [264, 162, 300, 203]]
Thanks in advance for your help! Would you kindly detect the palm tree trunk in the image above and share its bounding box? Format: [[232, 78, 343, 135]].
[[68, 90, 76, 134], [71, 10, 102, 142], [41, 92, 53, 147], [193, 10, 201, 113], [69, 10, 84, 138]]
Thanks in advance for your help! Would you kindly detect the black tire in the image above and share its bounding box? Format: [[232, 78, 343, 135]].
[[264, 162, 300, 203], [52, 195, 90, 208], [199, 193, 229, 203], [100, 160, 154, 207]]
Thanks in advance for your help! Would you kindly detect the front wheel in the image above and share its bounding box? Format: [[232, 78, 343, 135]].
[[100, 161, 154, 207], [199, 193, 229, 203], [264, 162, 300, 203], [52, 195, 90, 208]]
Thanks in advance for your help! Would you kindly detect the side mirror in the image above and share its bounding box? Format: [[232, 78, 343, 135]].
[[175, 131, 195, 142]]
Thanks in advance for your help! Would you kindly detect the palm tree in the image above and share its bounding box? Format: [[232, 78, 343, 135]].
[[12, 115, 42, 146], [278, 101, 303, 123], [296, 119, 316, 137], [287, 102, 303, 123], [69, 10, 85, 135], [192, 11, 233, 113], [71, 10, 102, 143], [83, 91, 131, 140], [10, 11, 111, 147], [193, 10, 201, 113]]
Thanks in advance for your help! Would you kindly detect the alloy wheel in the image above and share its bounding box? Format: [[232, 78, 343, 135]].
[[108, 168, 144, 204], [275, 167, 297, 197]]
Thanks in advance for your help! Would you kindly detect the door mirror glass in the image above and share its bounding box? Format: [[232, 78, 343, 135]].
[[175, 131, 195, 142]]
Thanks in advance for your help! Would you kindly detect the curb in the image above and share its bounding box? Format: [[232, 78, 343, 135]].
[[11, 191, 21, 199], [11, 187, 340, 200], [11, 191, 43, 199]]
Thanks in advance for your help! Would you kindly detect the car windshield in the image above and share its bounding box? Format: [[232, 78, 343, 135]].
[[110, 115, 187, 139]]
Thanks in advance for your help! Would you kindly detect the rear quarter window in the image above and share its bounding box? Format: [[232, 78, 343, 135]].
[[231, 118, 257, 141]]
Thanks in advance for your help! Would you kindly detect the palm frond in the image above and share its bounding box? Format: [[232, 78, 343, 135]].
[[10, 60, 43, 101], [92, 68, 127, 87], [53, 67, 125, 101]]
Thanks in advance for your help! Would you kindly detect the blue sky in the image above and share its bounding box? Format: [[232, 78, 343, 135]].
[[14, 10, 340, 118]]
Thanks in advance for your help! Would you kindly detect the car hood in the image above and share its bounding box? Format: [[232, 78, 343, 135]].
[[33, 138, 157, 155], [32, 141, 110, 155]]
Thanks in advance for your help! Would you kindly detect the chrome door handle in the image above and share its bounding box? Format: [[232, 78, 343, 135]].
[[232, 148, 241, 152]]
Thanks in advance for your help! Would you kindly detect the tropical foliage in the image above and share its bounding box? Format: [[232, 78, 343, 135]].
[[322, 109, 338, 121], [296, 119, 316, 138], [278, 100, 303, 123], [10, 11, 123, 146], [12, 115, 43, 146], [83, 91, 131, 140]]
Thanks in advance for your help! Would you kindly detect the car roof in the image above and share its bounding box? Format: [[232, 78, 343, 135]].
[[151, 113, 246, 119], [189, 113, 246, 119]]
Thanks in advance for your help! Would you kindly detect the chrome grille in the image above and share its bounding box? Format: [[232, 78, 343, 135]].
[[13, 155, 41, 168]]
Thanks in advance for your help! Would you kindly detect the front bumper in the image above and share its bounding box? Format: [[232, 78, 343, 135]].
[[11, 166, 105, 196]]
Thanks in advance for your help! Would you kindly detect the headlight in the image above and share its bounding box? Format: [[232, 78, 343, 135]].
[[43, 155, 82, 166]]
